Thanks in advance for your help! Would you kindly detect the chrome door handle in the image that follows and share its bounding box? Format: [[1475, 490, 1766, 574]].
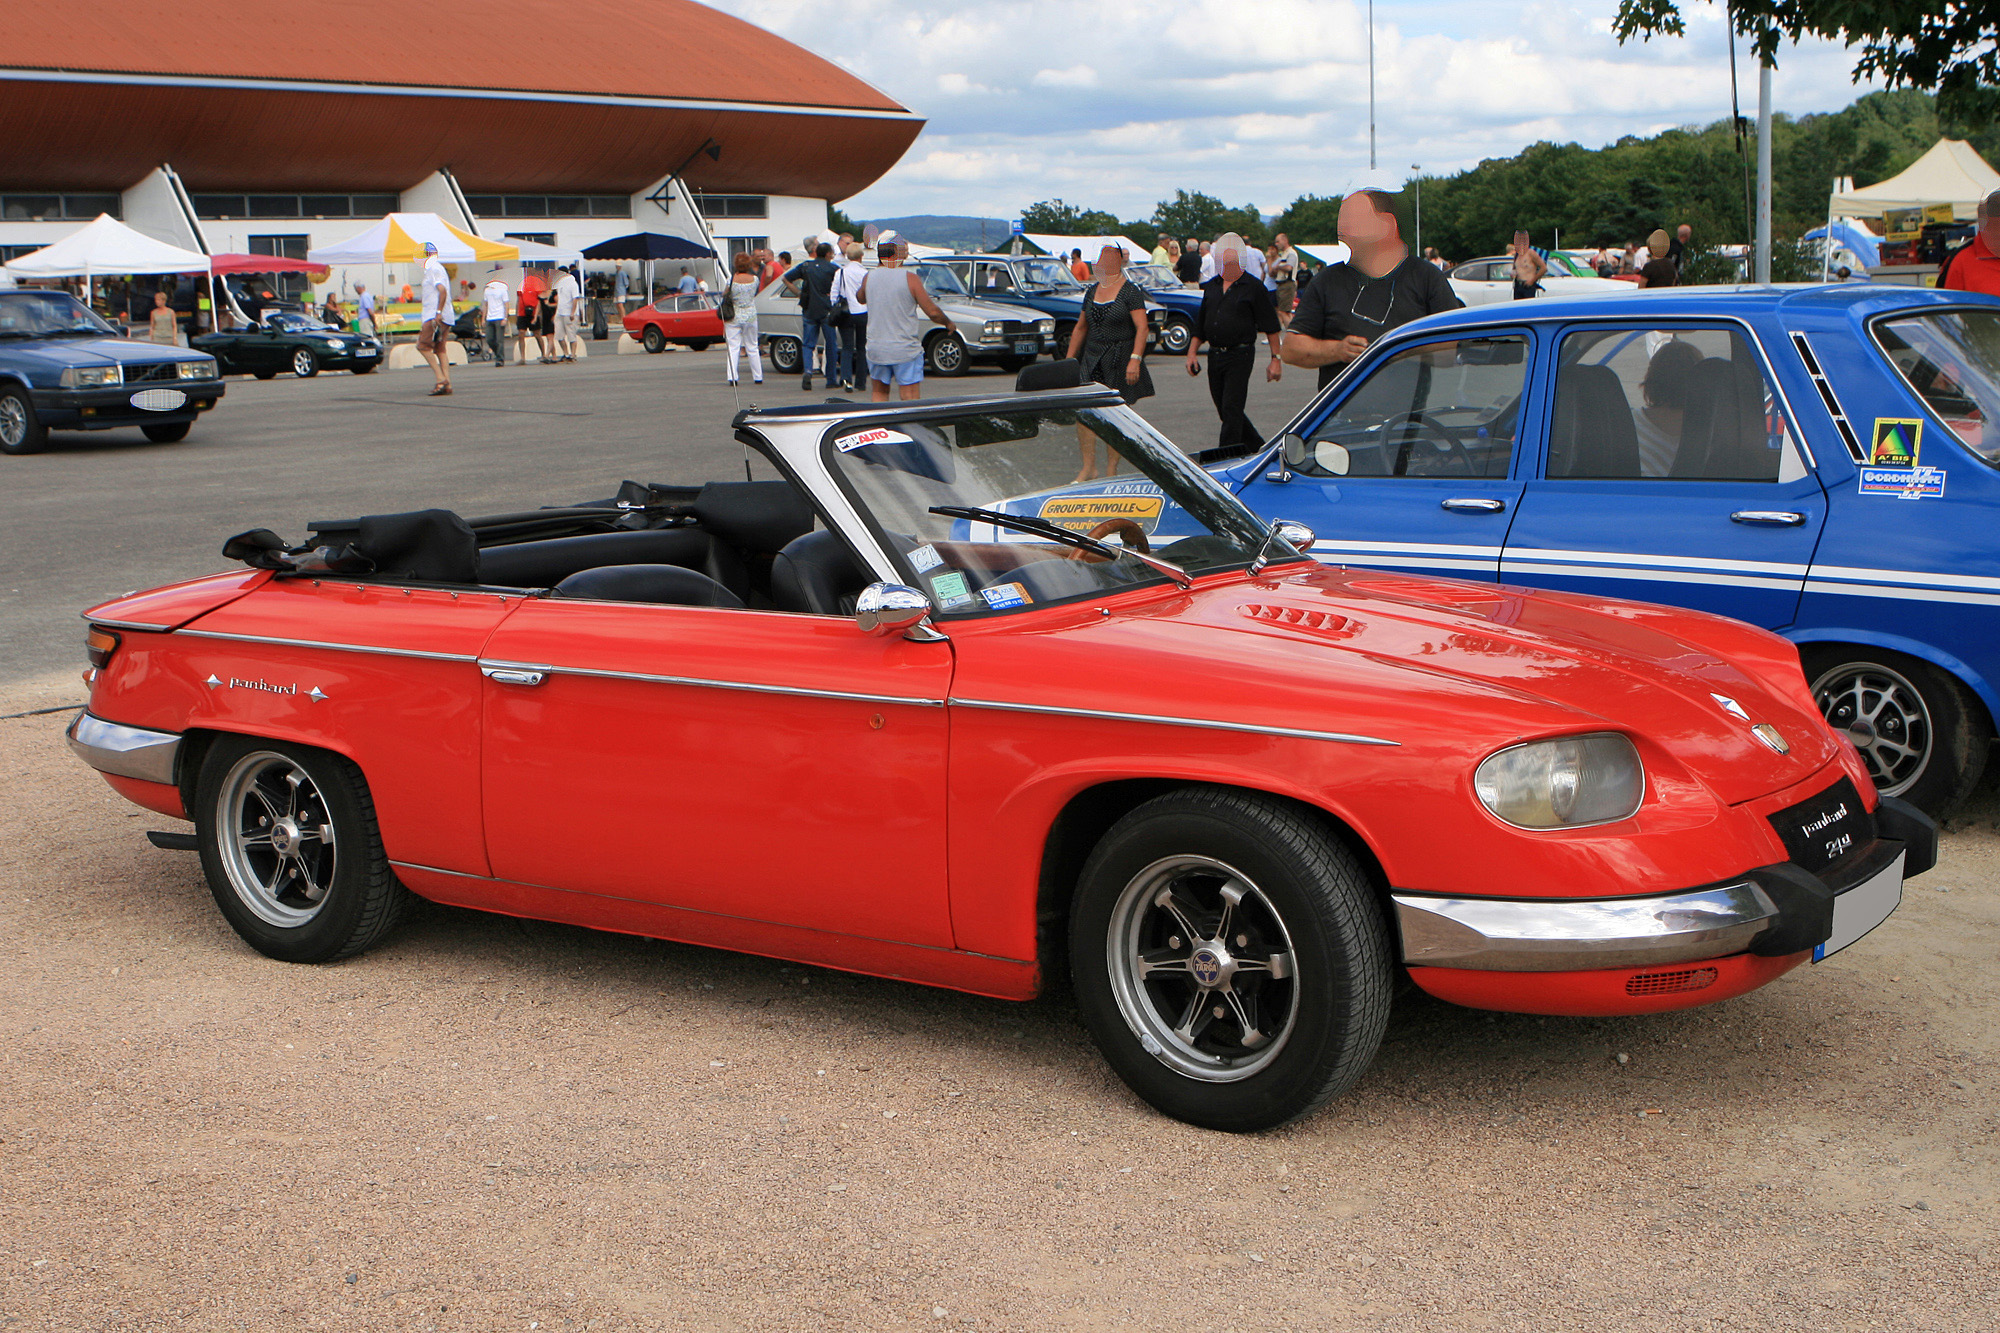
[[1730, 510, 1806, 526], [1441, 498, 1506, 513], [481, 666, 547, 686]]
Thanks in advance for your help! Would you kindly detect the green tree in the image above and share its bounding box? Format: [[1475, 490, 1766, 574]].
[[1272, 195, 1342, 243], [1615, 0, 2000, 123], [1021, 199, 1121, 234], [825, 204, 858, 238], [1151, 190, 1268, 245]]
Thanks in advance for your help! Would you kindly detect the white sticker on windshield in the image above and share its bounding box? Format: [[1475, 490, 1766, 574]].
[[835, 427, 914, 452], [908, 543, 944, 573], [980, 582, 1033, 609]]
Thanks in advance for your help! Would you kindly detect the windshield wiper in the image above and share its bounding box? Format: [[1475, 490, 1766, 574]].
[[928, 505, 1192, 589]]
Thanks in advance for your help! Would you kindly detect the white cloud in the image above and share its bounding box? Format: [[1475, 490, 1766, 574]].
[[694, 0, 1888, 222]]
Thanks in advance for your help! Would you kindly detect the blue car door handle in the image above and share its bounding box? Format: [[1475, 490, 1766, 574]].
[[1441, 498, 1506, 513], [1730, 510, 1807, 526]]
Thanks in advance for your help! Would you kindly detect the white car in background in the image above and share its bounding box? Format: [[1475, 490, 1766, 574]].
[[1447, 254, 1633, 306]]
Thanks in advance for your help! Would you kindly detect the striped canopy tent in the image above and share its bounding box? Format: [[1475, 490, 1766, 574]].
[[306, 213, 521, 265]]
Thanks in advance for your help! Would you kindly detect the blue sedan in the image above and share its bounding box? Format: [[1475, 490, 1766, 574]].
[[1220, 284, 2000, 815], [0, 289, 224, 454]]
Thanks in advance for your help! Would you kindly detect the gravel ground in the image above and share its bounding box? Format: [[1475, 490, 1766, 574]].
[[3, 669, 1997, 1331]]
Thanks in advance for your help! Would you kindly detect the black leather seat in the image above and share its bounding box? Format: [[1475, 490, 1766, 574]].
[[480, 528, 748, 600], [1548, 363, 1640, 478], [772, 530, 872, 615], [552, 564, 744, 608]]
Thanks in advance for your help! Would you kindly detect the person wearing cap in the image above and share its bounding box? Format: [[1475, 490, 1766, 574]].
[[417, 240, 453, 396], [481, 266, 511, 367]]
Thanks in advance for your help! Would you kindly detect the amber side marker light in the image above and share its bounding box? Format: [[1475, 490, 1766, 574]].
[[86, 626, 121, 670]]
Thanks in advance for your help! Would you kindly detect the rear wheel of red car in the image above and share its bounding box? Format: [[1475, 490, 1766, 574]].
[[0, 386, 48, 454], [687, 339, 713, 352], [1069, 787, 1391, 1132], [194, 736, 413, 964], [642, 325, 665, 354], [1802, 645, 1989, 817]]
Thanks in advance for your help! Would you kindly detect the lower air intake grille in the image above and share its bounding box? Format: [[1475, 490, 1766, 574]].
[[1626, 967, 1719, 997]]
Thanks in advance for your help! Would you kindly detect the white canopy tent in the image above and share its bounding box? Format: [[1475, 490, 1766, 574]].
[[3, 214, 209, 277], [1830, 140, 2000, 221], [306, 213, 581, 266], [1296, 243, 1352, 268], [1019, 233, 1148, 263]]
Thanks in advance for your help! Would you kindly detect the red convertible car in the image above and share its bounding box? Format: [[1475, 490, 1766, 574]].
[[67, 385, 1933, 1130], [622, 293, 724, 353]]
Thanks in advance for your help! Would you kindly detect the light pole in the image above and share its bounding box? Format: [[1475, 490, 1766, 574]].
[[1367, 0, 1377, 171], [1412, 165, 1422, 256]]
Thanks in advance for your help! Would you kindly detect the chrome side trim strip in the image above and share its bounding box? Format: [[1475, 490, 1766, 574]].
[[475, 659, 945, 708], [66, 711, 181, 786], [387, 860, 1029, 964], [178, 629, 479, 663], [81, 617, 176, 632], [1392, 880, 1778, 972], [949, 696, 1398, 746]]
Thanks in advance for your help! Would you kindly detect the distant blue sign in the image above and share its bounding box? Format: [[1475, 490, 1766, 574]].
[[1010, 219, 1024, 235]]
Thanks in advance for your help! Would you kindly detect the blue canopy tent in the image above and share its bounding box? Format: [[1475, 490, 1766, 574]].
[[582, 232, 718, 304]]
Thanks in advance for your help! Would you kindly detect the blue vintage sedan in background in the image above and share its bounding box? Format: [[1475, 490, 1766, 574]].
[[1219, 285, 2000, 815], [0, 288, 223, 454]]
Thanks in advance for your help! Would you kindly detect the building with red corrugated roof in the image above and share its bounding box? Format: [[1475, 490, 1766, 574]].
[[0, 0, 922, 282]]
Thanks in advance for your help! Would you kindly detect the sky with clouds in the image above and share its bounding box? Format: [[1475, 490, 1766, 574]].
[[696, 0, 1887, 220]]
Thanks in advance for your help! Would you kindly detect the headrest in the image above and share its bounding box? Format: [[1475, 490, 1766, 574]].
[[1016, 358, 1083, 392], [691, 481, 816, 554]]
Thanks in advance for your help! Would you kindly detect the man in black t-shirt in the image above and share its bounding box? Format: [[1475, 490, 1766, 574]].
[[1187, 232, 1283, 458], [1282, 189, 1462, 389], [783, 242, 845, 391], [1175, 237, 1203, 285]]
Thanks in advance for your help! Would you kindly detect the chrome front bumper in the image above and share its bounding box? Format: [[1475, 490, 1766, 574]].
[[1393, 881, 1780, 972], [66, 712, 180, 786]]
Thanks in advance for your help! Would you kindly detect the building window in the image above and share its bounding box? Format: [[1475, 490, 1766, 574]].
[[694, 194, 768, 219], [503, 233, 556, 247], [724, 237, 768, 263], [1, 193, 121, 221], [246, 235, 311, 303], [191, 193, 401, 220], [465, 194, 628, 219]]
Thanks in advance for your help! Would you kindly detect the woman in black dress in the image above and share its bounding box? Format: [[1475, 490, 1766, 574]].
[[1063, 244, 1152, 482]]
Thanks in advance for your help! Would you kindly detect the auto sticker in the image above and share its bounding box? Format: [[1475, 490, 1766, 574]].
[[908, 543, 944, 573], [980, 582, 1033, 609], [1867, 417, 1923, 468], [835, 426, 915, 452], [1857, 465, 1946, 499], [930, 570, 975, 606], [1036, 487, 1166, 534]]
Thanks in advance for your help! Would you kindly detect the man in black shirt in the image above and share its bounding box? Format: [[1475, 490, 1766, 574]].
[[1187, 232, 1282, 459], [783, 242, 844, 391], [1282, 189, 1462, 389], [1175, 237, 1203, 286]]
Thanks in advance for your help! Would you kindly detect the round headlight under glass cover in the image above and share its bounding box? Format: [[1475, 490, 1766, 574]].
[[1474, 733, 1644, 829]]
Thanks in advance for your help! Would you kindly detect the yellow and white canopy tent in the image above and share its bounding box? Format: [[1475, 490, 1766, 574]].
[[308, 213, 522, 265], [1829, 139, 2000, 222]]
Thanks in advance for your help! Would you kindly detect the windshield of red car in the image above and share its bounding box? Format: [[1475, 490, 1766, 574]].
[[0, 291, 119, 339], [825, 405, 1301, 616], [1875, 309, 2000, 465]]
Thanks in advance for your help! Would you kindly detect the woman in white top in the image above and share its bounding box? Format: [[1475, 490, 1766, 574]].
[[724, 251, 763, 386], [835, 242, 869, 392]]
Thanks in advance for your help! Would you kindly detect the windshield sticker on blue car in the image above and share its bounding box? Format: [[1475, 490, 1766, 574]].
[[1858, 465, 1946, 499], [907, 543, 944, 573], [930, 570, 974, 605], [1868, 417, 1923, 468], [980, 582, 1033, 609], [1037, 489, 1165, 534], [836, 426, 914, 453]]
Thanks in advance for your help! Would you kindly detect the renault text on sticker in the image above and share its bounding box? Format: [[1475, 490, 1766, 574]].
[[836, 427, 915, 452], [1857, 465, 1946, 499], [907, 543, 944, 573], [930, 570, 975, 605], [1868, 417, 1923, 468], [1037, 491, 1166, 534], [980, 583, 1033, 609]]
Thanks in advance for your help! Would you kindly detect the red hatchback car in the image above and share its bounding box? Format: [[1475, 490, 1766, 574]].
[[67, 386, 1935, 1131], [622, 292, 724, 353]]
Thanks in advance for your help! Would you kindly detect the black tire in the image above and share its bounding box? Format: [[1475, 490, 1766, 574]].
[[351, 363, 377, 375], [997, 356, 1033, 373], [687, 339, 714, 352], [1802, 645, 1990, 817], [642, 325, 665, 354], [925, 331, 968, 376], [291, 348, 320, 378], [1159, 316, 1193, 355], [0, 384, 48, 454], [193, 735, 413, 964], [253, 370, 278, 380], [141, 421, 191, 443], [1053, 321, 1076, 352], [1069, 786, 1391, 1132], [769, 336, 802, 374]]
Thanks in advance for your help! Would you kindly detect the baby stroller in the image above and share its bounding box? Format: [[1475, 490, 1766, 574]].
[[451, 307, 494, 363]]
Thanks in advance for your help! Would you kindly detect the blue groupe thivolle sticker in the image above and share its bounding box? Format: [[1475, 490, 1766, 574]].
[[930, 570, 973, 605], [979, 582, 1032, 609], [908, 543, 944, 573], [1857, 465, 1945, 499]]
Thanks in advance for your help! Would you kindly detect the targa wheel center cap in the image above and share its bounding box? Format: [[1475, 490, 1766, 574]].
[[269, 817, 304, 855], [1845, 719, 1877, 746], [1189, 943, 1234, 989]]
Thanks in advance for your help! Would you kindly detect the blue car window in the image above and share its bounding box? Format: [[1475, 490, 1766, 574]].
[[1554, 326, 1801, 482], [1284, 335, 1527, 480], [1874, 309, 2000, 466]]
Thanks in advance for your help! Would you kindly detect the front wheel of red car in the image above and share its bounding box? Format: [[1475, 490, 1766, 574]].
[[642, 325, 665, 354], [194, 736, 413, 964], [1069, 787, 1391, 1132]]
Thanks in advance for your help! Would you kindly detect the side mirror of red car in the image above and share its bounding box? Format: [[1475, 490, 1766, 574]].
[[856, 582, 943, 640]]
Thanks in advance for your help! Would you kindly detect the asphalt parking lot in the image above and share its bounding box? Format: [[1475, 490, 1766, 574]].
[[2, 349, 1997, 1330]]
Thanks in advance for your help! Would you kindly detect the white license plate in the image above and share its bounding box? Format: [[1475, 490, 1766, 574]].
[[1813, 851, 1904, 961], [1013, 340, 1038, 355]]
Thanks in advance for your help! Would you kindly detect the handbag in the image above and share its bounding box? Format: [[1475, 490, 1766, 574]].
[[718, 288, 736, 322], [829, 295, 851, 328]]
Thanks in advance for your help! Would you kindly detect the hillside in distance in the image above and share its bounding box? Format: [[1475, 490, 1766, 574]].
[[860, 214, 1013, 252]]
